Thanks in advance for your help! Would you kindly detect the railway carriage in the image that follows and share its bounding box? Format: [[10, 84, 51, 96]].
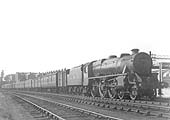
[[24, 79, 32, 90], [57, 69, 67, 93]]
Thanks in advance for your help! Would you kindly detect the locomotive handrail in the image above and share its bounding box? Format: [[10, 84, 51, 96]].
[[88, 73, 127, 80]]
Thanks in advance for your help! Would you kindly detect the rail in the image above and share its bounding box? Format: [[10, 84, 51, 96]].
[[15, 94, 66, 120]]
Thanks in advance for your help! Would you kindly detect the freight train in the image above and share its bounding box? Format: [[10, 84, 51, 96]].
[[2, 49, 159, 100]]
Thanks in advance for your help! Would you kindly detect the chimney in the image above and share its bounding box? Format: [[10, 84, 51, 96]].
[[131, 49, 139, 55]]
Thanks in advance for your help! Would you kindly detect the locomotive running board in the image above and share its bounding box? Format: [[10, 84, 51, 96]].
[[88, 73, 127, 80]]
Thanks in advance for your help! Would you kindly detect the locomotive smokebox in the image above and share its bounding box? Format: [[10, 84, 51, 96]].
[[133, 52, 152, 75], [131, 49, 139, 55]]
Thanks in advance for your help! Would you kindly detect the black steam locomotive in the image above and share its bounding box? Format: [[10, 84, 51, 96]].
[[83, 49, 158, 100]]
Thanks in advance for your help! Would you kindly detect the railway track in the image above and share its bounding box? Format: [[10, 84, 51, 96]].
[[12, 94, 66, 120], [10, 92, 124, 120], [155, 97, 170, 103], [7, 90, 170, 120], [64, 96, 170, 118], [13, 90, 170, 104]]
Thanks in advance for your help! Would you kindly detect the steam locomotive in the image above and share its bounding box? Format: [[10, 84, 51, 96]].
[[84, 49, 158, 100], [2, 49, 159, 100]]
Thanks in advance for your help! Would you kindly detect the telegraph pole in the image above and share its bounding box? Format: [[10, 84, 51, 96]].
[[158, 63, 162, 95], [0, 70, 4, 88]]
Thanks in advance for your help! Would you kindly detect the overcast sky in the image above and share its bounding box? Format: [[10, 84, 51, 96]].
[[0, 0, 170, 75]]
